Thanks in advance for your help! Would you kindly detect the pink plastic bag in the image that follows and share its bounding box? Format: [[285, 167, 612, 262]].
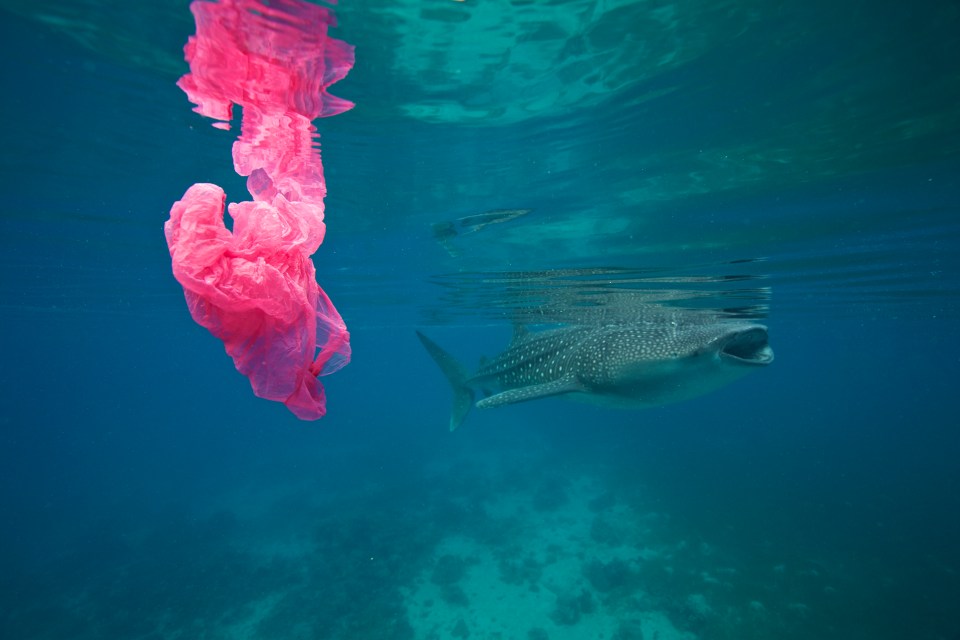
[[164, 0, 354, 420]]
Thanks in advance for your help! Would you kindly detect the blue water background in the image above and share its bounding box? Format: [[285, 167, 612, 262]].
[[2, 2, 959, 638]]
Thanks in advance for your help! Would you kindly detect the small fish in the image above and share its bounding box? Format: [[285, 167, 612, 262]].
[[453, 208, 533, 234], [432, 208, 533, 257], [417, 308, 773, 430]]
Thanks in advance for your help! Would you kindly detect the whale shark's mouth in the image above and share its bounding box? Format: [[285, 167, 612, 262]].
[[720, 326, 774, 365]]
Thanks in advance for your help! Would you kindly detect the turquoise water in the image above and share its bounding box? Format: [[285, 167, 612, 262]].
[[1, 1, 959, 639]]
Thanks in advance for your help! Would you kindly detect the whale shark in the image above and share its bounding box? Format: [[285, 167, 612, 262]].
[[417, 309, 773, 431]]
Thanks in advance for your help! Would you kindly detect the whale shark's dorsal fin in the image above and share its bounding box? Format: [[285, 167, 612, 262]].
[[511, 324, 530, 344], [476, 375, 584, 409]]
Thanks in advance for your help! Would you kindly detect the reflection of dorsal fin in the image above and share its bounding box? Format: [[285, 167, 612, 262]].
[[511, 324, 529, 344]]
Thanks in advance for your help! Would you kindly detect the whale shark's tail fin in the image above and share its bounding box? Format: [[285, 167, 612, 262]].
[[416, 331, 474, 431]]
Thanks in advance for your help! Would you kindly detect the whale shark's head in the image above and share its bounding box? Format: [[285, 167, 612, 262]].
[[580, 320, 774, 408]]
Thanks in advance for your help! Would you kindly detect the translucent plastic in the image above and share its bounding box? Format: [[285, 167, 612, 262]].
[[164, 0, 354, 419]]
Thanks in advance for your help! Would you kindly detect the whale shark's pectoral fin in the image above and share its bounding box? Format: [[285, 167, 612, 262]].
[[476, 376, 584, 409]]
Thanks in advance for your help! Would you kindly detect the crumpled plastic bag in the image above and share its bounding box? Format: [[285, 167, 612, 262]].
[[165, 0, 353, 419]]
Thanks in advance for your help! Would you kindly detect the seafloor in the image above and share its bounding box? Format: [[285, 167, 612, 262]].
[[5, 430, 870, 640]]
